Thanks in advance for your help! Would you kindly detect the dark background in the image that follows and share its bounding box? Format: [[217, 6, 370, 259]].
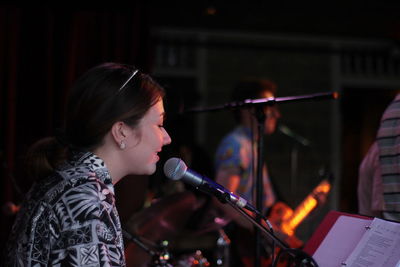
[[1, 1, 400, 264]]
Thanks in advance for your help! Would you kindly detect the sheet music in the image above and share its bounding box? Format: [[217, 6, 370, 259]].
[[313, 216, 371, 267], [344, 218, 400, 267]]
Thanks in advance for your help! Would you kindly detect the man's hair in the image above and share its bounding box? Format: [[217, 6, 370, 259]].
[[231, 78, 277, 121]]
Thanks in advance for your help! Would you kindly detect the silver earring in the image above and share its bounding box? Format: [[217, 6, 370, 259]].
[[119, 141, 126, 150]]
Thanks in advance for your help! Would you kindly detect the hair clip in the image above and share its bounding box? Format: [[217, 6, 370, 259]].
[[118, 69, 139, 93]]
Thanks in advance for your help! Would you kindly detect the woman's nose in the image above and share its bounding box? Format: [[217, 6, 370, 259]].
[[163, 128, 172, 145]]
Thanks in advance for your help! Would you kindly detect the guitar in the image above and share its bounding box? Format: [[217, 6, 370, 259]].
[[235, 178, 331, 266], [267, 179, 331, 248]]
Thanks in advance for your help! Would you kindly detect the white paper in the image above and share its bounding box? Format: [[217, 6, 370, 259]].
[[344, 218, 400, 267], [312, 216, 371, 267]]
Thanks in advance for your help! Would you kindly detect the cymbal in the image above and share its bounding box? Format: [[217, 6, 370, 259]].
[[123, 191, 203, 243]]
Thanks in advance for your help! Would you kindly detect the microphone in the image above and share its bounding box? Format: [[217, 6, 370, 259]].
[[278, 123, 311, 146], [163, 157, 261, 216]]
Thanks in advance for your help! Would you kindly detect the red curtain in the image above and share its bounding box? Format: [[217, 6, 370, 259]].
[[0, 3, 152, 250]]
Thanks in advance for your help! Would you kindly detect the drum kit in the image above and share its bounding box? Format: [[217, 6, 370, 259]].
[[121, 183, 325, 267], [122, 191, 230, 267]]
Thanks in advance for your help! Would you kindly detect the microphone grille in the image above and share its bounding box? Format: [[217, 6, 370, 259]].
[[163, 157, 187, 180]]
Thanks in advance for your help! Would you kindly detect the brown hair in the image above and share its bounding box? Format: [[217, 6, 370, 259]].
[[26, 62, 165, 181]]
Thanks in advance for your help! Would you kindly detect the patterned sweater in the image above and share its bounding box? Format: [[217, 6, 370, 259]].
[[4, 151, 126, 266]]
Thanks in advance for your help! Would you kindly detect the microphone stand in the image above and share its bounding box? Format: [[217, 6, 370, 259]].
[[254, 106, 266, 267], [122, 229, 156, 257], [182, 91, 338, 114], [225, 195, 289, 250], [222, 194, 318, 267], [122, 229, 173, 267]]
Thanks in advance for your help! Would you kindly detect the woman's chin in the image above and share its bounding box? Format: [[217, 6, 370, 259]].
[[143, 164, 157, 176]]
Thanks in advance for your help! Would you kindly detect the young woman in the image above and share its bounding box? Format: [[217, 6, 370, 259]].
[[4, 63, 171, 266]]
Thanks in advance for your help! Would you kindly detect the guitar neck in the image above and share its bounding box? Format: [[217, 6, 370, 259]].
[[281, 179, 331, 236]]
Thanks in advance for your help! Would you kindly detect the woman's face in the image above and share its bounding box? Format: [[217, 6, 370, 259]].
[[124, 99, 171, 175]]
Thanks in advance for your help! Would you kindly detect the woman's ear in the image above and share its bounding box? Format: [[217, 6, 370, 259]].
[[111, 121, 127, 149]]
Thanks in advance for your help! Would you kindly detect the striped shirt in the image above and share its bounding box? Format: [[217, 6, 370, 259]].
[[376, 93, 400, 222]]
